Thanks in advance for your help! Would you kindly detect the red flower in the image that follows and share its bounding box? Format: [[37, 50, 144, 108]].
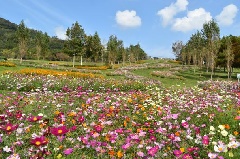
[[30, 136, 48, 147], [50, 126, 69, 136], [15, 111, 23, 119], [27, 116, 43, 122], [0, 123, 18, 134]]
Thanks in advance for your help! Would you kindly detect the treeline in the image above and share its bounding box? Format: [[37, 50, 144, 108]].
[[172, 19, 240, 79], [0, 17, 147, 65]]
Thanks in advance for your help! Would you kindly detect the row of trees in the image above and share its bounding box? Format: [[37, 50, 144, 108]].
[[14, 20, 147, 66], [172, 19, 240, 79]]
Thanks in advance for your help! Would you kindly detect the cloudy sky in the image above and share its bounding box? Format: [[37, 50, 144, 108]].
[[0, 0, 239, 58]]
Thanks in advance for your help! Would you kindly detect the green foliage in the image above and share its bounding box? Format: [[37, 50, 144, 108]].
[[85, 32, 103, 62], [64, 21, 86, 57]]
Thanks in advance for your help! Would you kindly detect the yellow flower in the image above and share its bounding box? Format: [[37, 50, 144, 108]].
[[229, 151, 234, 157], [234, 131, 239, 136], [180, 148, 185, 153], [117, 150, 123, 158], [57, 154, 62, 159]]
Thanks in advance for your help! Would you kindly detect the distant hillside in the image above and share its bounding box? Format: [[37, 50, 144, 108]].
[[0, 17, 18, 50], [0, 17, 65, 60]]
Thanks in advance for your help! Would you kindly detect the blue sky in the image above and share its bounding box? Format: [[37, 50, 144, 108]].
[[0, 0, 240, 58]]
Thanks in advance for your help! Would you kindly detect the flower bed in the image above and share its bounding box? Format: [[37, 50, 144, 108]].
[[0, 77, 239, 158]]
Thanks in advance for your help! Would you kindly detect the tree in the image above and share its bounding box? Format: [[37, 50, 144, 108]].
[[187, 31, 205, 73], [85, 32, 103, 62], [107, 35, 118, 66], [64, 21, 86, 67], [202, 19, 220, 80], [223, 36, 234, 79], [127, 43, 147, 63], [35, 31, 49, 60], [16, 20, 29, 63], [172, 40, 184, 60]]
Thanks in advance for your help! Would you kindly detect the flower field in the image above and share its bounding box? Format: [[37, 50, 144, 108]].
[[0, 71, 240, 158]]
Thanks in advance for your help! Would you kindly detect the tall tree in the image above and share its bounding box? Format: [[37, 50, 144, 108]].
[[85, 32, 103, 62], [187, 31, 205, 73], [172, 40, 184, 60], [35, 31, 49, 60], [64, 21, 86, 67], [202, 19, 220, 80], [223, 36, 234, 79], [16, 20, 29, 63], [107, 35, 118, 66]]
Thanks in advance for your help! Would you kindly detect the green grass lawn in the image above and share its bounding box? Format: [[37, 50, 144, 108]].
[[1, 59, 240, 88]]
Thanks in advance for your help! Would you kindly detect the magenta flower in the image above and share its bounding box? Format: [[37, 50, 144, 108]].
[[94, 125, 102, 133], [148, 146, 159, 157], [0, 123, 18, 134], [50, 126, 69, 136], [78, 116, 85, 123], [27, 115, 43, 122], [122, 142, 131, 150], [202, 135, 209, 145], [173, 149, 182, 157], [181, 120, 189, 128], [30, 136, 48, 147], [63, 148, 73, 155], [150, 135, 156, 141], [182, 153, 193, 159]]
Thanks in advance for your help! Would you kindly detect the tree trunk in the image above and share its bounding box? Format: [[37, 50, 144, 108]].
[[73, 55, 75, 67], [80, 55, 83, 66]]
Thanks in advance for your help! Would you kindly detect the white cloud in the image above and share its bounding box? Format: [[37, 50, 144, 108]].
[[115, 10, 141, 28], [216, 4, 238, 26], [54, 26, 67, 40], [157, 0, 188, 26], [172, 8, 212, 32]]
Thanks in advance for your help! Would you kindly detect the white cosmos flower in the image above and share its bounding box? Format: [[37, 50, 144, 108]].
[[214, 143, 227, 152], [210, 126, 215, 131], [221, 130, 228, 136], [3, 146, 12, 152], [218, 125, 225, 130], [228, 140, 240, 149]]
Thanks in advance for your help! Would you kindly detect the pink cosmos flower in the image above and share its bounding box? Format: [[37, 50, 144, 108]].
[[173, 149, 182, 157], [148, 146, 159, 157], [181, 120, 189, 128], [137, 151, 144, 157], [208, 152, 218, 159], [234, 116, 240, 120], [122, 142, 131, 150], [6, 154, 21, 159], [63, 148, 73, 155], [171, 114, 179, 119], [182, 153, 193, 159]]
